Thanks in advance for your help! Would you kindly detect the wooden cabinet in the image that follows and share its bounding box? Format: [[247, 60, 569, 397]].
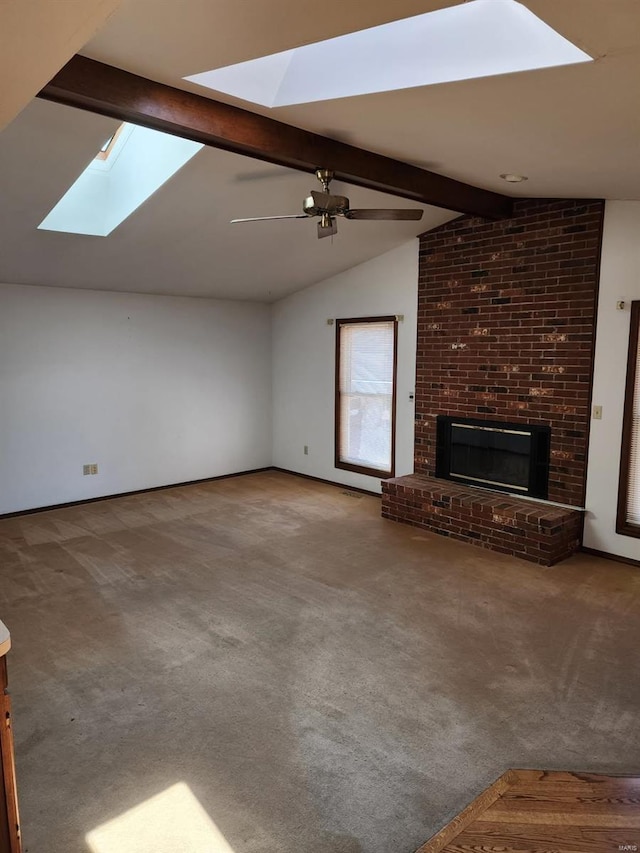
[[0, 656, 20, 853]]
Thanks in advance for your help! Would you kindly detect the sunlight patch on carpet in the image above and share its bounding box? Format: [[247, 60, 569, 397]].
[[86, 782, 234, 853]]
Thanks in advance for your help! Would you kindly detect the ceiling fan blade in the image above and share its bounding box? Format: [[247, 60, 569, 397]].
[[233, 166, 296, 183], [230, 215, 309, 223], [317, 218, 338, 239], [344, 208, 424, 221]]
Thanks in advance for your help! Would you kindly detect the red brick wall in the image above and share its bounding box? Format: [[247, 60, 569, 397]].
[[415, 199, 604, 508]]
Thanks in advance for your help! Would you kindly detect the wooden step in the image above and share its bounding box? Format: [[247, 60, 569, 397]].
[[417, 770, 640, 853]]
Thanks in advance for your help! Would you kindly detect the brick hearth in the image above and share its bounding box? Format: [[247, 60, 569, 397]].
[[382, 475, 582, 566]]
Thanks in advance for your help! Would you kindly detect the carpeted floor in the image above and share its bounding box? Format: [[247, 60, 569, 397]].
[[0, 471, 639, 853]]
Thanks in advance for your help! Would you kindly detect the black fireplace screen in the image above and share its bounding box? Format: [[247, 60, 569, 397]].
[[436, 416, 550, 498]]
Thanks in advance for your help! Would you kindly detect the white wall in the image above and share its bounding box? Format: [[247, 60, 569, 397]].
[[0, 283, 272, 513], [584, 201, 640, 560], [271, 240, 418, 493], [13, 220, 636, 552]]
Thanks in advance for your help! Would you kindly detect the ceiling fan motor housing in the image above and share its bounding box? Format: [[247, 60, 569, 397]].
[[303, 192, 349, 217]]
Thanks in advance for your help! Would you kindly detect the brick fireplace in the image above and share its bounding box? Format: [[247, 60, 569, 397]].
[[382, 198, 605, 564]]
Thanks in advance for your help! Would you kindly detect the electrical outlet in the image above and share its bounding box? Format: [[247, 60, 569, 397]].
[[304, 445, 309, 455], [592, 405, 603, 420], [83, 464, 98, 475]]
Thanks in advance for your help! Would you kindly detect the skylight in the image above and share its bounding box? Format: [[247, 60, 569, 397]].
[[39, 123, 203, 236], [184, 0, 592, 108]]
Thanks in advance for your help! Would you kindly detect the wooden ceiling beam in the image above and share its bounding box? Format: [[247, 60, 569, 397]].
[[38, 55, 513, 219]]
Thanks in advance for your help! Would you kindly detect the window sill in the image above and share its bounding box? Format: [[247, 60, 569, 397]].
[[335, 460, 395, 479], [615, 521, 640, 539]]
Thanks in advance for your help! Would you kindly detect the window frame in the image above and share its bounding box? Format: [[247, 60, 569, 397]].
[[616, 300, 640, 538], [334, 315, 398, 480]]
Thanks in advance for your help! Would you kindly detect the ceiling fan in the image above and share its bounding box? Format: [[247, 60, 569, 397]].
[[231, 169, 424, 239]]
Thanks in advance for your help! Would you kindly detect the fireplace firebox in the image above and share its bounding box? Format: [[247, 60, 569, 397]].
[[436, 416, 550, 499]]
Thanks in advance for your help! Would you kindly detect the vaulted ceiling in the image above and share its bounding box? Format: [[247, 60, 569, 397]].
[[1, 0, 639, 301]]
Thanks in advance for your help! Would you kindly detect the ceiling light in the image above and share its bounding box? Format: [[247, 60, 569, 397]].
[[184, 0, 592, 108], [500, 173, 528, 183]]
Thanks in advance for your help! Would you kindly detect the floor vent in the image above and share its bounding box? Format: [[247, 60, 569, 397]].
[[342, 490, 363, 499]]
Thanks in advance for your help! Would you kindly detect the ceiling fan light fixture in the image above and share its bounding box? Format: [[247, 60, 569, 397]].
[[318, 213, 338, 239]]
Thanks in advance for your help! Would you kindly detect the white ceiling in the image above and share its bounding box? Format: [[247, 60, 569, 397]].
[[2, 0, 640, 301], [0, 100, 453, 300]]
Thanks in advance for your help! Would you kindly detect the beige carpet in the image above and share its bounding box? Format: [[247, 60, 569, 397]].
[[0, 471, 639, 853]]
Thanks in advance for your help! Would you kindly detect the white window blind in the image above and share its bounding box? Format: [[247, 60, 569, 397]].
[[625, 310, 640, 527], [337, 319, 396, 475]]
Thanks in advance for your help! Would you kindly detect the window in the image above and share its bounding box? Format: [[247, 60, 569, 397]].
[[335, 317, 397, 478], [617, 301, 640, 537], [95, 123, 125, 161]]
